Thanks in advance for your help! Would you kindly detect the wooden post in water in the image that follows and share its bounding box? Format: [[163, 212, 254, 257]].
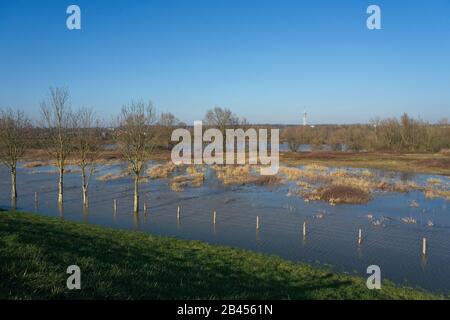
[[177, 206, 180, 220], [303, 221, 307, 238], [422, 237, 427, 255], [144, 202, 147, 215], [113, 199, 117, 213], [358, 228, 362, 245], [256, 216, 260, 230], [34, 192, 38, 205], [213, 210, 216, 225]]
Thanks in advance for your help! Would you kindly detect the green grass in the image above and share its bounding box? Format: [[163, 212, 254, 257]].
[[0, 211, 443, 299]]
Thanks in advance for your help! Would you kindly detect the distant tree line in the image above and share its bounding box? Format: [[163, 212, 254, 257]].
[[282, 113, 450, 153]]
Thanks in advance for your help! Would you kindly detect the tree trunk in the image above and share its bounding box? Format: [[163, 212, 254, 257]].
[[133, 174, 139, 213], [58, 166, 64, 205], [81, 167, 88, 207], [11, 166, 17, 201], [82, 187, 88, 208]]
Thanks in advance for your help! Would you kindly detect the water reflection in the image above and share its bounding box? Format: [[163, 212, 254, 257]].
[[420, 253, 428, 270], [82, 206, 89, 224], [58, 203, 64, 218], [133, 212, 140, 230]]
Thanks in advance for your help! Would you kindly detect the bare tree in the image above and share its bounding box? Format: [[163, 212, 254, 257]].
[[158, 112, 179, 149], [40, 87, 74, 206], [283, 127, 301, 152], [0, 108, 31, 204], [283, 126, 312, 152], [73, 107, 102, 207], [204, 106, 240, 131], [204, 106, 242, 151], [115, 101, 157, 213]]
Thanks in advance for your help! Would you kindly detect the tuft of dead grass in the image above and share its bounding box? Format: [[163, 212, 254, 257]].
[[169, 172, 205, 192], [96, 171, 130, 181], [304, 185, 371, 205], [213, 165, 253, 185], [23, 161, 48, 168], [147, 162, 180, 179]]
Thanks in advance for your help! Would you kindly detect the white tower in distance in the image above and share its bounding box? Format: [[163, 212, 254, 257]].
[[303, 110, 307, 126]]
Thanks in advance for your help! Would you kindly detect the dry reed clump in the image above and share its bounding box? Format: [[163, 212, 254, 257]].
[[169, 172, 205, 192], [212, 164, 281, 186], [139, 177, 150, 184], [186, 165, 198, 175], [329, 169, 350, 178], [64, 168, 81, 174], [392, 181, 419, 193], [427, 178, 443, 186], [96, 171, 130, 181], [185, 165, 207, 175], [330, 176, 376, 192], [376, 180, 392, 191], [31, 169, 59, 174], [304, 185, 371, 205], [361, 169, 374, 178], [252, 175, 281, 186], [424, 188, 450, 200], [278, 166, 305, 181], [147, 162, 179, 179], [278, 166, 328, 181], [303, 163, 328, 171], [213, 164, 252, 185], [296, 180, 313, 189], [23, 161, 48, 168]]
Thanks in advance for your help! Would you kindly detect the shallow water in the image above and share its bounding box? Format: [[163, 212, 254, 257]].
[[1, 162, 449, 293]]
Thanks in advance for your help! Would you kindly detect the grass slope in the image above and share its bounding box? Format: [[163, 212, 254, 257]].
[[0, 211, 442, 299]]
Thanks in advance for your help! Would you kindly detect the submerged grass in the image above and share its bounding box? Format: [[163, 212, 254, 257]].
[[0, 211, 443, 300]]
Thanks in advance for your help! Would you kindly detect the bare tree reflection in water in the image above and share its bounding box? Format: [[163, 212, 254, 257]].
[[421, 255, 428, 270], [58, 203, 64, 218], [133, 212, 140, 230], [82, 206, 89, 224]]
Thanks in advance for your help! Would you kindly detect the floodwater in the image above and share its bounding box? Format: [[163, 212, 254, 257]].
[[1, 162, 449, 294]]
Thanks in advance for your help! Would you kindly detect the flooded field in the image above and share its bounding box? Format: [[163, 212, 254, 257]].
[[1, 162, 449, 293]]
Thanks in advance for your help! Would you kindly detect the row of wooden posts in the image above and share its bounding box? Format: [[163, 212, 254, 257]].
[[32, 192, 428, 256]]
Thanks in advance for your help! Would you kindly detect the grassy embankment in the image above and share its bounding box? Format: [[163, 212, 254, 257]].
[[0, 211, 443, 299]]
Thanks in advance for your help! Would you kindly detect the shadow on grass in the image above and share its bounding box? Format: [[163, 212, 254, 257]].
[[0, 212, 438, 300]]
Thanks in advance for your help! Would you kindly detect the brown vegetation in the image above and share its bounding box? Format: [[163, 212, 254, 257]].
[[169, 172, 205, 192], [22, 161, 48, 168], [281, 113, 450, 153], [305, 185, 371, 205], [147, 162, 179, 179]]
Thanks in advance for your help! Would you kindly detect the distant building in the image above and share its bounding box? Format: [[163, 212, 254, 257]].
[[303, 110, 307, 126]]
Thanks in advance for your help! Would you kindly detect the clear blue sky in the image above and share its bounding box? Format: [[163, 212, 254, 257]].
[[0, 0, 449, 124]]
